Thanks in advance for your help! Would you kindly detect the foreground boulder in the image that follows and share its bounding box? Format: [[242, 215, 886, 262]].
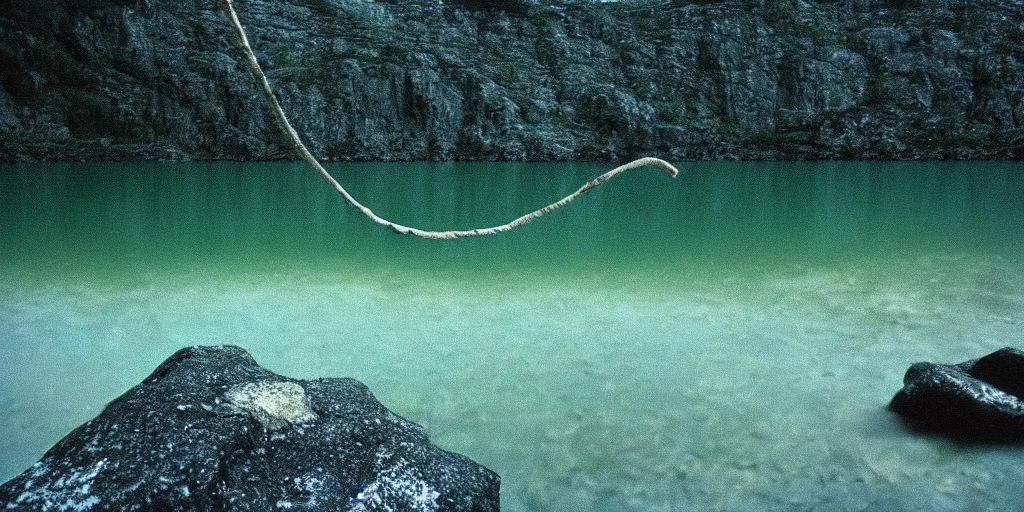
[[890, 347, 1024, 441], [0, 346, 500, 511]]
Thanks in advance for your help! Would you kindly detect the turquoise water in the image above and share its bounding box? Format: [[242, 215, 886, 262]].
[[1, 161, 1022, 510]]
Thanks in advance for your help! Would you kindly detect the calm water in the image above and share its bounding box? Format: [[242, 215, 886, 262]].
[[1, 161, 1023, 511]]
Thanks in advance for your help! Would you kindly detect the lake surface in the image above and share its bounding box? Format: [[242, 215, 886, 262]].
[[1, 161, 1022, 511]]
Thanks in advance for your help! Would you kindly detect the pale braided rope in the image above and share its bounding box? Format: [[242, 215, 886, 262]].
[[219, 0, 679, 239]]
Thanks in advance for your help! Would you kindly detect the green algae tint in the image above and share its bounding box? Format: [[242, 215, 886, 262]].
[[1, 161, 1023, 511]]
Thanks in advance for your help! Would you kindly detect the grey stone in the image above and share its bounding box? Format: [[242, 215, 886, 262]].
[[890, 347, 1024, 441]]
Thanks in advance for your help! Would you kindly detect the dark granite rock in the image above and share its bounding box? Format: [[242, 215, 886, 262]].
[[1, 0, 1022, 162], [890, 347, 1024, 441], [0, 346, 500, 511]]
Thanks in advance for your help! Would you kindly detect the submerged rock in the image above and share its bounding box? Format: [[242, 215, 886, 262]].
[[0, 346, 499, 511], [890, 347, 1024, 441]]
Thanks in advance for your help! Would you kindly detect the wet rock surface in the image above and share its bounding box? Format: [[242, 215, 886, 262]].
[[1, 0, 1022, 162], [890, 347, 1024, 441], [0, 345, 500, 511]]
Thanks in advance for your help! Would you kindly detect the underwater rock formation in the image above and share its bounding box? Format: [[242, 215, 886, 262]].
[[1, 0, 1022, 162], [890, 347, 1024, 441], [0, 345, 500, 511]]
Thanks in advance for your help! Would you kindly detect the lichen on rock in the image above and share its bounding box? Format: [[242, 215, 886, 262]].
[[225, 381, 318, 430]]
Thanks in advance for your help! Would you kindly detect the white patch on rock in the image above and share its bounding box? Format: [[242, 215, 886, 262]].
[[10, 458, 107, 511], [350, 451, 440, 512], [224, 381, 318, 430]]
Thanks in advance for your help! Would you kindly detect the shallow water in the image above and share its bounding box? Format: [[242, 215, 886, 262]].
[[1, 161, 1022, 511]]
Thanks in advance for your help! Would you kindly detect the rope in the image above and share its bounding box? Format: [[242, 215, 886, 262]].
[[218, 0, 678, 239]]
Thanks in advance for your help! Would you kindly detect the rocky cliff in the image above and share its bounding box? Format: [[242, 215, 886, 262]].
[[1, 0, 1022, 162]]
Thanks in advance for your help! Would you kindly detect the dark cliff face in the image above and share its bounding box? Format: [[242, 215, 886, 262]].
[[0, 0, 1022, 162]]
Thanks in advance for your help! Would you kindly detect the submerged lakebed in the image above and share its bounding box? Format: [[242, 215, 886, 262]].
[[1, 161, 1022, 510]]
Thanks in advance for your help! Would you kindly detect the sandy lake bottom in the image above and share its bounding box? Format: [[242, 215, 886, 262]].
[[1, 161, 1022, 510]]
